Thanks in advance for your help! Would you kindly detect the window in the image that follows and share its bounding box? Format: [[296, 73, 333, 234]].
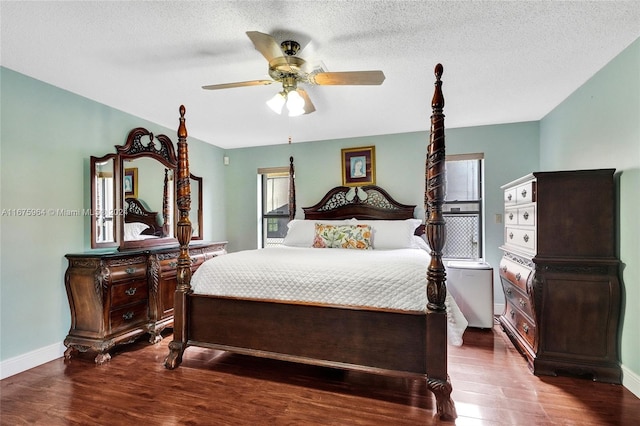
[[258, 167, 290, 247], [441, 153, 484, 259]]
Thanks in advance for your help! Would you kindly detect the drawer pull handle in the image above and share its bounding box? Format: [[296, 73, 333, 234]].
[[523, 211, 529, 221], [507, 194, 513, 201], [501, 265, 507, 272], [122, 311, 134, 321], [505, 288, 512, 297], [125, 267, 136, 274], [169, 261, 178, 268], [521, 189, 527, 198], [509, 232, 514, 240], [515, 272, 521, 281], [125, 287, 137, 296], [508, 212, 514, 220], [518, 298, 526, 308], [510, 309, 515, 319], [523, 234, 529, 243], [191, 257, 198, 264], [522, 324, 529, 334]]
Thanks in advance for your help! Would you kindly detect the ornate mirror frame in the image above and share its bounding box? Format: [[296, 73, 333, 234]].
[[89, 127, 204, 250]]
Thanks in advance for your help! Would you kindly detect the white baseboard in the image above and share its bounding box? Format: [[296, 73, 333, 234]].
[[622, 364, 640, 398], [0, 341, 65, 380]]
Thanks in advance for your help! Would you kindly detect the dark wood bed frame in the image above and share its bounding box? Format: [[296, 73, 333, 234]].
[[165, 64, 455, 420]]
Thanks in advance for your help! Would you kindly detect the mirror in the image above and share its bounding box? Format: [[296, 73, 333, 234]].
[[91, 154, 118, 248], [90, 127, 203, 249]]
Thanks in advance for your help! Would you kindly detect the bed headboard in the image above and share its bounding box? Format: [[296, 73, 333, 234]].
[[303, 185, 415, 220], [124, 197, 162, 236]]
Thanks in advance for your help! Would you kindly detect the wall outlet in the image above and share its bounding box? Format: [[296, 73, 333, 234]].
[[495, 213, 502, 224]]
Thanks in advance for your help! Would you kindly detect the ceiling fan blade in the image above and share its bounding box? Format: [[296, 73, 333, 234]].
[[309, 70, 386, 85], [202, 80, 273, 90], [297, 89, 316, 114], [246, 31, 284, 63]]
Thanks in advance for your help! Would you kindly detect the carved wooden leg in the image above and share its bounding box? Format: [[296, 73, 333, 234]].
[[63, 346, 76, 360], [63, 343, 91, 361], [164, 340, 185, 369], [427, 376, 457, 421], [94, 352, 111, 365], [148, 332, 163, 344]]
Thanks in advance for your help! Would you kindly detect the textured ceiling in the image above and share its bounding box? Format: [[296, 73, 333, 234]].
[[2, 1, 639, 149]]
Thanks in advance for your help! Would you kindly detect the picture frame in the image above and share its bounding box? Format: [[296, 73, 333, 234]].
[[341, 146, 375, 186], [124, 168, 138, 199]]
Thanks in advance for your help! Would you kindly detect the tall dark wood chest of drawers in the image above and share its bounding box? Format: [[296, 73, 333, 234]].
[[64, 241, 226, 364], [498, 169, 621, 383]]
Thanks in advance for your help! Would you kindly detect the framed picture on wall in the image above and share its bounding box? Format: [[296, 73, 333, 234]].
[[124, 168, 138, 199], [341, 146, 375, 186]]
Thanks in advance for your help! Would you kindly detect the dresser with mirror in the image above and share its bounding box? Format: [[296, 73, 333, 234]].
[[64, 127, 226, 364]]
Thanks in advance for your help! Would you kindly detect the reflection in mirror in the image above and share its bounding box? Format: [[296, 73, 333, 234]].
[[190, 174, 203, 240], [91, 154, 118, 248], [122, 157, 174, 242]]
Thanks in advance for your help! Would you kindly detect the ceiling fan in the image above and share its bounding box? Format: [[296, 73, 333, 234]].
[[202, 31, 386, 116]]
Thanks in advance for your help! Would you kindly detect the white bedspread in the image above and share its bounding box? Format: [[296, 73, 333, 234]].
[[191, 247, 468, 345]]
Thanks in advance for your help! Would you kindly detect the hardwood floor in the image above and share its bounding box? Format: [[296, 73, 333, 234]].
[[2, 324, 639, 425]]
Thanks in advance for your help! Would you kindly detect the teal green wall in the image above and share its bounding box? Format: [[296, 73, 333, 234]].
[[540, 38, 640, 379], [0, 67, 226, 361]]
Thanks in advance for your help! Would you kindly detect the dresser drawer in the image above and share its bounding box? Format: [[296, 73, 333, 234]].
[[110, 301, 148, 332], [504, 188, 517, 206], [501, 280, 534, 320], [505, 207, 518, 225], [159, 254, 206, 273], [108, 259, 147, 282], [505, 226, 536, 252], [499, 256, 533, 294], [504, 299, 536, 349], [515, 181, 534, 204], [203, 244, 227, 260], [189, 253, 206, 269], [111, 279, 148, 308], [517, 205, 535, 226]]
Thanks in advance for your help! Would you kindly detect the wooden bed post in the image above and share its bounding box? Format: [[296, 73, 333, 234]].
[[165, 105, 191, 369], [289, 156, 296, 221], [424, 64, 456, 421], [426, 63, 447, 311]]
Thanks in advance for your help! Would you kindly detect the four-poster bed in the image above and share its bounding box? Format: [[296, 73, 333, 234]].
[[165, 64, 456, 420]]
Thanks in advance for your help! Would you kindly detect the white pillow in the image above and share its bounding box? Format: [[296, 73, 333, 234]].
[[124, 222, 150, 240], [354, 218, 423, 249], [283, 219, 356, 247]]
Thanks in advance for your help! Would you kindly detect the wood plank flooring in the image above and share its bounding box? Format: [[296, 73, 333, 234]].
[[2, 324, 639, 425]]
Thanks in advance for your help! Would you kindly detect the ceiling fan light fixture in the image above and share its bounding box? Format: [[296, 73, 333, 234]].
[[266, 91, 286, 114], [286, 90, 305, 116]]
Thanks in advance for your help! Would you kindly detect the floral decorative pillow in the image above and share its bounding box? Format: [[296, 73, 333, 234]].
[[312, 223, 372, 249], [330, 224, 372, 249], [312, 223, 335, 248]]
